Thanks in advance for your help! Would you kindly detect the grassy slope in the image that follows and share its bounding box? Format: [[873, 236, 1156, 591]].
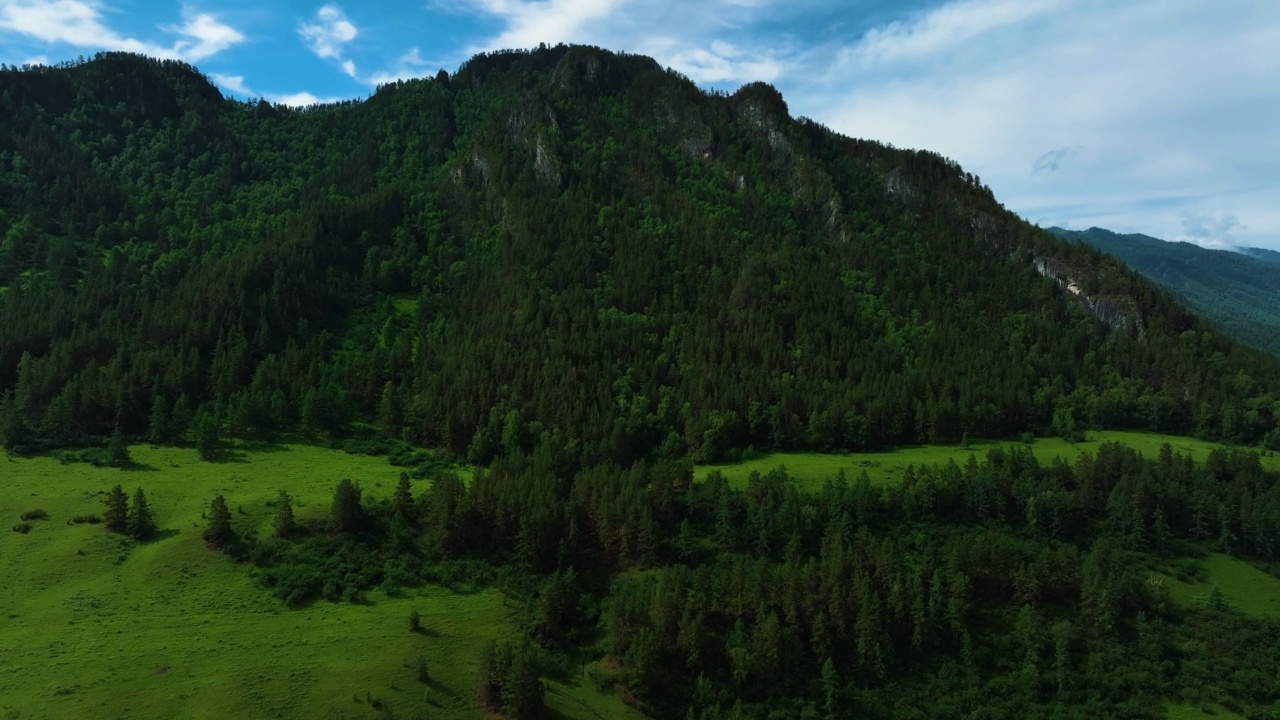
[[0, 443, 638, 720], [695, 431, 1280, 490], [1156, 553, 1280, 621]]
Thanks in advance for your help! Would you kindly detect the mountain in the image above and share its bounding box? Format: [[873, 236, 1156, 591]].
[[2, 48, 1279, 458], [1050, 226, 1280, 355]]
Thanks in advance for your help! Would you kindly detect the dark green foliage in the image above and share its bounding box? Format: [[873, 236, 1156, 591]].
[[274, 489, 296, 539], [194, 409, 221, 461], [105, 427, 131, 468], [103, 484, 128, 532], [204, 494, 233, 547], [19, 508, 48, 521], [12, 522, 31, 534], [127, 487, 155, 540], [147, 395, 169, 445], [415, 654, 429, 684], [1053, 226, 1280, 355], [392, 472, 413, 519], [71, 514, 101, 524], [330, 478, 365, 534], [408, 608, 421, 633], [477, 639, 544, 719]]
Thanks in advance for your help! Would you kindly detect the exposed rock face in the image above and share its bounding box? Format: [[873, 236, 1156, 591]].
[[1033, 257, 1144, 334]]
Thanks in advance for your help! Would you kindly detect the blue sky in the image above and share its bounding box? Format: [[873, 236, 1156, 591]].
[[2, 0, 1278, 250]]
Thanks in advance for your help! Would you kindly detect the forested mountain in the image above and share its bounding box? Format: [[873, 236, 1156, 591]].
[[1051, 226, 1280, 355], [3, 47, 1279, 459], [6, 47, 1280, 720]]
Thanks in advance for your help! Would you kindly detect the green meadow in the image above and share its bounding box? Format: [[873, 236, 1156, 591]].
[[695, 430, 1280, 491], [1156, 552, 1280, 620], [0, 443, 638, 720]]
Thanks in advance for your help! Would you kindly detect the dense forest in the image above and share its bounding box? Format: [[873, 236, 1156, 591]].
[[5, 46, 1280, 719], [2, 46, 1280, 463], [1050, 227, 1280, 356]]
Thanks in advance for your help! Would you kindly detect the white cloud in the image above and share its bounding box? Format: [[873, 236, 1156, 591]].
[[0, 1, 243, 61], [268, 90, 342, 107], [210, 72, 251, 95], [802, 0, 1280, 249], [365, 46, 436, 87], [299, 4, 356, 60], [341, 58, 355, 77]]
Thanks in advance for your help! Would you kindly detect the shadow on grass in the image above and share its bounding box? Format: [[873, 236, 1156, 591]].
[[120, 461, 158, 472], [147, 528, 181, 543]]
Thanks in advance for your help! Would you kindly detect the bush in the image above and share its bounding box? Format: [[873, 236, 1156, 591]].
[[71, 514, 102, 524], [20, 509, 49, 521], [12, 522, 31, 534]]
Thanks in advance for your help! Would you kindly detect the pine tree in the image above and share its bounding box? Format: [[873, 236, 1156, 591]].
[[147, 395, 169, 445], [104, 484, 129, 532], [330, 478, 364, 534], [195, 409, 221, 461], [105, 426, 131, 468], [274, 489, 296, 538], [392, 471, 414, 519], [204, 495, 233, 547], [127, 487, 156, 540]]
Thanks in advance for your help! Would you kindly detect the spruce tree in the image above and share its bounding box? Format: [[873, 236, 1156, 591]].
[[103, 484, 129, 532], [127, 487, 156, 540], [105, 426, 131, 468], [204, 494, 233, 547], [330, 479, 364, 534], [274, 489, 296, 538], [147, 395, 169, 445], [195, 409, 220, 461], [392, 471, 414, 519]]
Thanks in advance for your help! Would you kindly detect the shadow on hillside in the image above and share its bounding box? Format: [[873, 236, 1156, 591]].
[[120, 461, 158, 472], [147, 528, 181, 543]]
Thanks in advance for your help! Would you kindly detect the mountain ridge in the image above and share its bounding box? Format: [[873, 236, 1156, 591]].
[[2, 46, 1279, 458], [1050, 225, 1280, 355]]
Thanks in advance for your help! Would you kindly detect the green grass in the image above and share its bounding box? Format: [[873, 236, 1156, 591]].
[[695, 431, 1280, 491], [0, 443, 639, 720], [1156, 553, 1280, 620], [1164, 701, 1245, 720]]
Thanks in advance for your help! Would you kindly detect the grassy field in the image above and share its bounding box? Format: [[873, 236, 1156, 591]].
[[695, 431, 1280, 491], [0, 443, 639, 720], [1156, 552, 1280, 620]]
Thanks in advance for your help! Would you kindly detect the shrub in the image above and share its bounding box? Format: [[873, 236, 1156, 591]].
[[12, 523, 31, 534], [20, 509, 49, 521], [71, 514, 102, 524]]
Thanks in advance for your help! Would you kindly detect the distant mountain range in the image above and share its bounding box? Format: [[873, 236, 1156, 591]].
[[1049, 227, 1280, 354]]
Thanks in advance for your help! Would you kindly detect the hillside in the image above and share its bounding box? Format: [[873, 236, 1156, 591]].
[[1050, 226, 1280, 355], [2, 48, 1279, 460]]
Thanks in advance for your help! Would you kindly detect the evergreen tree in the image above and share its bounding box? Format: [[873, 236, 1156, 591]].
[[147, 395, 169, 445], [127, 487, 156, 540], [103, 484, 129, 532], [204, 494, 233, 547], [330, 478, 364, 534], [392, 471, 414, 519], [274, 489, 296, 538], [195, 409, 220, 461], [105, 426, 131, 468]]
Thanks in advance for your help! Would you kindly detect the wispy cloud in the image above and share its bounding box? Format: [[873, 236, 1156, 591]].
[[1179, 211, 1246, 250], [1032, 146, 1078, 175], [365, 46, 437, 86], [0, 1, 243, 61], [210, 72, 251, 96], [299, 3, 357, 76]]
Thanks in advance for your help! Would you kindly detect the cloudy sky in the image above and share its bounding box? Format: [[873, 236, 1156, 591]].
[[2, 0, 1277, 249]]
